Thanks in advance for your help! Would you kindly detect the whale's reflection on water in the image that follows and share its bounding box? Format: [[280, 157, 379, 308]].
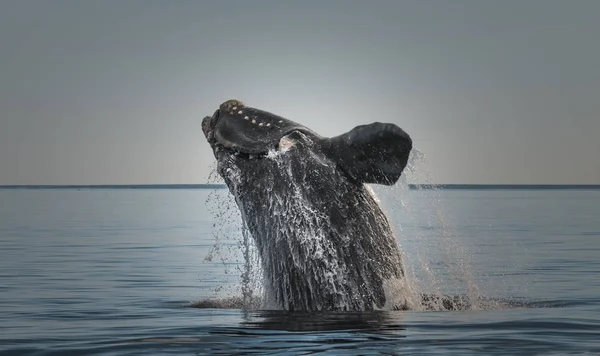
[[187, 293, 479, 315], [112, 298, 573, 356], [238, 309, 406, 333]]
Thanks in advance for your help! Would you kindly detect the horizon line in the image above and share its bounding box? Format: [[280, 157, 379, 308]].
[[1, 184, 600, 190]]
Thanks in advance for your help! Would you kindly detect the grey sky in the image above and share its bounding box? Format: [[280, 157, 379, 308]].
[[1, 0, 598, 184]]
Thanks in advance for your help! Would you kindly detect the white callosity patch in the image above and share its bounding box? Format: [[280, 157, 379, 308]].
[[278, 136, 296, 153], [221, 100, 280, 129]]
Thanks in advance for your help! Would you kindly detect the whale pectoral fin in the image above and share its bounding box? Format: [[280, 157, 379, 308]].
[[325, 122, 412, 185]]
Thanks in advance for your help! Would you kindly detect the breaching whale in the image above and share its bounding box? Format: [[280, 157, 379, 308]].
[[202, 100, 413, 311]]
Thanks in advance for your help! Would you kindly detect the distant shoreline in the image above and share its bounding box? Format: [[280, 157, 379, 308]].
[[1, 184, 599, 190]]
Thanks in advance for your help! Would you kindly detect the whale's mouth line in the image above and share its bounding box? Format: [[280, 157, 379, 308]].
[[213, 143, 269, 160], [210, 127, 314, 160]]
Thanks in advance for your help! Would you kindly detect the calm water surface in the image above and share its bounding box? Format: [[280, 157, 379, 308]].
[[0, 188, 599, 355]]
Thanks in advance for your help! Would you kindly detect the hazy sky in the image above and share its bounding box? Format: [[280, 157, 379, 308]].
[[1, 0, 599, 185]]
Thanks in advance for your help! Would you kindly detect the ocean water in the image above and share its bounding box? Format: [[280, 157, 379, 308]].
[[1, 186, 599, 355]]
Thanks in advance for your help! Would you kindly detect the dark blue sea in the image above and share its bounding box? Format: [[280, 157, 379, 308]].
[[1, 186, 599, 355]]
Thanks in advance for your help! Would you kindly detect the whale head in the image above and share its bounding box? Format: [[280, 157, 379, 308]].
[[203, 99, 412, 186], [202, 99, 317, 157]]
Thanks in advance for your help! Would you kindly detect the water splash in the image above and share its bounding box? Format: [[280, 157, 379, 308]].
[[201, 147, 488, 311], [202, 163, 263, 307], [374, 148, 485, 310]]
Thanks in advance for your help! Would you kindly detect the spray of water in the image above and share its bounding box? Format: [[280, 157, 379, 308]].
[[200, 163, 263, 308], [374, 148, 484, 310], [201, 148, 492, 311]]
